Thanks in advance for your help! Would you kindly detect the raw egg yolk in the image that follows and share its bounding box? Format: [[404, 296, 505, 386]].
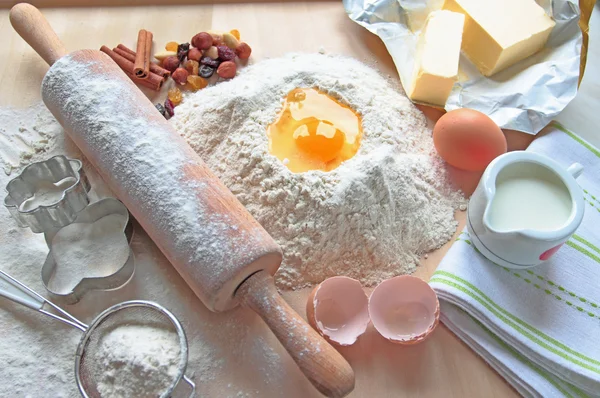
[[267, 88, 362, 173]]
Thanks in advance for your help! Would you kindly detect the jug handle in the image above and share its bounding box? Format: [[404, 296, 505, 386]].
[[567, 163, 584, 179]]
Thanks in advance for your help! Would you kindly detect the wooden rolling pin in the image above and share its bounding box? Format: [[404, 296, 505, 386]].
[[10, 4, 354, 397]]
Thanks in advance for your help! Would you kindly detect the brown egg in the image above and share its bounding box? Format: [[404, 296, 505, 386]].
[[433, 109, 507, 171]]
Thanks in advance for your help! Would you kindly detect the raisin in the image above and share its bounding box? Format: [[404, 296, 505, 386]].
[[199, 65, 215, 78], [187, 75, 208, 91], [184, 60, 199, 76], [230, 29, 241, 40], [200, 56, 220, 68], [165, 41, 179, 52], [177, 42, 190, 62], [168, 87, 183, 106], [217, 45, 236, 62], [155, 103, 167, 118], [164, 99, 175, 119]]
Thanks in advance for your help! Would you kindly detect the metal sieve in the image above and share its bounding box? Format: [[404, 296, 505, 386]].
[[0, 269, 195, 397]]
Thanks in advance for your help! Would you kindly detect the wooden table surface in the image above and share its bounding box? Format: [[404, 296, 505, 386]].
[[0, 2, 598, 397]]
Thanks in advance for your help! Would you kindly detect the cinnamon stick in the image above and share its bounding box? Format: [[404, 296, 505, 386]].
[[114, 44, 170, 81], [134, 29, 153, 79], [100, 46, 163, 91]]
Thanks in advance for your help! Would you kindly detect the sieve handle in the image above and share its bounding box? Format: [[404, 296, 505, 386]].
[[0, 269, 44, 310], [182, 375, 195, 397], [0, 269, 87, 331], [237, 271, 355, 398]]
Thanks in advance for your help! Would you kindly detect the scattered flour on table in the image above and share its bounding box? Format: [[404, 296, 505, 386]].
[[0, 53, 465, 397], [0, 104, 62, 175], [94, 325, 180, 398], [172, 53, 465, 289]]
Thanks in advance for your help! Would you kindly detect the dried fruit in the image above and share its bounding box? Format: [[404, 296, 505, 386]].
[[172, 67, 189, 85], [235, 42, 252, 60], [177, 42, 190, 62], [153, 50, 177, 62], [164, 98, 175, 119], [207, 30, 224, 46], [230, 29, 240, 40], [184, 60, 199, 76], [168, 87, 183, 106], [187, 75, 208, 91], [217, 61, 236, 79], [223, 32, 240, 50], [200, 56, 220, 68], [217, 46, 235, 62], [204, 46, 218, 60], [191, 32, 213, 50], [161, 56, 180, 73], [165, 41, 179, 52], [188, 47, 203, 62], [155, 103, 166, 118], [199, 64, 215, 78]]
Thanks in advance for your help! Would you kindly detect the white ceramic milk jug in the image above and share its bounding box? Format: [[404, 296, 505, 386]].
[[467, 151, 584, 269]]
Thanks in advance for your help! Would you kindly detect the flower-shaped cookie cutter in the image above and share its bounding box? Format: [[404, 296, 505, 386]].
[[41, 198, 135, 304], [4, 155, 91, 233]]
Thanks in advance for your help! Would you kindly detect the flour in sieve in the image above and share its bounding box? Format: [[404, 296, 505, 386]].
[[94, 325, 181, 398], [172, 53, 465, 289]]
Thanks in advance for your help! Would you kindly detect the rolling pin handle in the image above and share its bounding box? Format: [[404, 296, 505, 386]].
[[10, 3, 67, 66], [237, 271, 355, 398]]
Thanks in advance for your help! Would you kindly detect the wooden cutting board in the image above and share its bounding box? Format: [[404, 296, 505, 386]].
[[2, 1, 570, 396]]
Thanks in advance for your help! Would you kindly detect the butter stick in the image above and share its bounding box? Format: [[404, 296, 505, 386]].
[[408, 10, 465, 107], [443, 0, 555, 76]]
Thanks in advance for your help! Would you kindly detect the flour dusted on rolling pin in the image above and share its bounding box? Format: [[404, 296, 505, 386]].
[[41, 51, 281, 311]]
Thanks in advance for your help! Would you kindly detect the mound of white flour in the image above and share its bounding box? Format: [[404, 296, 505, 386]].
[[172, 53, 465, 288]]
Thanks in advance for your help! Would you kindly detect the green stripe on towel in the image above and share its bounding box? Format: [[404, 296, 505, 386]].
[[565, 241, 600, 264], [457, 233, 600, 309], [431, 271, 600, 370], [430, 277, 600, 374], [572, 235, 600, 257], [552, 121, 600, 159], [467, 314, 580, 398]]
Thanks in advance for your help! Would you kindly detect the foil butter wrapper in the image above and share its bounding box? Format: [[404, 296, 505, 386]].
[[344, 0, 583, 134]]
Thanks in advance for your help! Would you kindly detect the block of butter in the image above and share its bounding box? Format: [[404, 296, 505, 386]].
[[408, 10, 465, 107], [443, 0, 556, 76]]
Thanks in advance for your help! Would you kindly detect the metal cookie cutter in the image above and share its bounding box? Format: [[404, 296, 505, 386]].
[[41, 198, 135, 304], [4, 155, 91, 233]]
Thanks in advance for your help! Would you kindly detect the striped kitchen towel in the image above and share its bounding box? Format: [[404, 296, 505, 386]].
[[430, 123, 600, 397]]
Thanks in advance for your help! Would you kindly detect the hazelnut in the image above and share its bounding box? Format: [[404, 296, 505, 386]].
[[205, 46, 218, 60], [188, 47, 203, 62], [207, 30, 224, 46], [191, 32, 213, 50], [172, 67, 189, 85], [217, 61, 236, 79], [235, 42, 252, 60], [223, 32, 240, 50], [161, 56, 180, 73]]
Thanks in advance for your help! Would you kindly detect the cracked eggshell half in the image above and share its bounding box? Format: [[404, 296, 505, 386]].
[[306, 276, 370, 346], [369, 275, 440, 345]]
